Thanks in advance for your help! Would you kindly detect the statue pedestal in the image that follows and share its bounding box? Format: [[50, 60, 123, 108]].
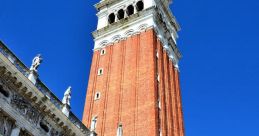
[[62, 104, 70, 117], [28, 70, 38, 85]]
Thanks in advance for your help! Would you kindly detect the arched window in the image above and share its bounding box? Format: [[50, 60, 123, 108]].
[[117, 9, 125, 20], [126, 5, 134, 16], [108, 13, 115, 24], [90, 116, 98, 131], [100, 49, 106, 55], [117, 123, 123, 136], [98, 68, 104, 76], [94, 92, 101, 100], [136, 1, 144, 12]]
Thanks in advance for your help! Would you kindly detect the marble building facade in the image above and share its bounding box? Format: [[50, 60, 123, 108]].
[[0, 41, 95, 136]]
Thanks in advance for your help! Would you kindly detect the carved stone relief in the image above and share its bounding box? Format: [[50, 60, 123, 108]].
[[11, 94, 41, 125], [19, 129, 32, 136], [50, 128, 60, 136], [0, 111, 15, 136]]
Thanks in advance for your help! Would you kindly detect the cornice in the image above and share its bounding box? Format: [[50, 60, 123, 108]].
[[95, 0, 120, 10], [154, 0, 180, 31]]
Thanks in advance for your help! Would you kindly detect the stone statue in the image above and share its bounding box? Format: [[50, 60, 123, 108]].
[[62, 86, 72, 106], [30, 54, 43, 72]]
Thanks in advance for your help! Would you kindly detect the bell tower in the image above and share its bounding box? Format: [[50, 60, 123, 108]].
[[82, 0, 184, 136]]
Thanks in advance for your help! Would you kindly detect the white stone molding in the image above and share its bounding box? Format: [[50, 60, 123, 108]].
[[94, 0, 181, 68], [99, 40, 109, 48], [125, 29, 135, 37], [138, 24, 148, 32], [94, 13, 155, 49], [112, 35, 122, 43]]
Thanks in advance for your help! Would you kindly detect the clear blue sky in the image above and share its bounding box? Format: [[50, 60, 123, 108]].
[[1, 0, 259, 135]]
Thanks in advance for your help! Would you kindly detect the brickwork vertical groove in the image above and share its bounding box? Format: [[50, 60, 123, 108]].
[[102, 41, 123, 136], [119, 40, 126, 122], [169, 61, 178, 136], [153, 32, 159, 136], [158, 40, 168, 136], [134, 34, 140, 136], [162, 50, 171, 136], [101, 46, 113, 136], [87, 52, 100, 126], [166, 54, 174, 136], [82, 52, 98, 125], [172, 67, 180, 135], [175, 70, 185, 136], [156, 39, 161, 136]]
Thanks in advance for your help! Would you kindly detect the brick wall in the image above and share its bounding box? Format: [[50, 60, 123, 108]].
[[82, 29, 184, 136]]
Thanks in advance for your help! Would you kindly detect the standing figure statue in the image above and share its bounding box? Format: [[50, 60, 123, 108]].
[[30, 54, 43, 72], [62, 86, 72, 106]]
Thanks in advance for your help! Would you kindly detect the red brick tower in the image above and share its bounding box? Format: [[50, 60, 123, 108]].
[[82, 0, 184, 136]]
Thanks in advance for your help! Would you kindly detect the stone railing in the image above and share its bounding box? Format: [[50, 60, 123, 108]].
[[0, 41, 92, 134]]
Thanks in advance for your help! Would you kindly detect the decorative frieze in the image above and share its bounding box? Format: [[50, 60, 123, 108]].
[[11, 94, 42, 125]]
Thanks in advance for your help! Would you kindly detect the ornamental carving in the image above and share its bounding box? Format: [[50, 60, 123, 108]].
[[19, 130, 33, 136], [11, 94, 41, 125], [0, 111, 15, 136], [50, 128, 60, 136]]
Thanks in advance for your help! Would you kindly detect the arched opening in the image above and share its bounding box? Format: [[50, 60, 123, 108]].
[[117, 123, 123, 136], [0, 85, 9, 98], [117, 9, 125, 20], [126, 5, 134, 16], [90, 116, 98, 131], [136, 1, 144, 12], [94, 92, 101, 100], [100, 49, 106, 55], [40, 122, 49, 133], [108, 13, 115, 24], [98, 68, 104, 76]]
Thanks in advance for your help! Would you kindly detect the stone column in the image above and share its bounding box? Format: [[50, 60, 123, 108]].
[[124, 9, 128, 18], [115, 12, 118, 22], [134, 4, 137, 14], [10, 125, 21, 136]]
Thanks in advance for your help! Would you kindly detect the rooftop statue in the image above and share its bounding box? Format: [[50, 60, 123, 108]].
[[30, 54, 43, 72], [62, 86, 72, 106]]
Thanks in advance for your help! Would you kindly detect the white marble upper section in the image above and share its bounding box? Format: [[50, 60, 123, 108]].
[[93, 0, 181, 66], [97, 0, 155, 30]]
